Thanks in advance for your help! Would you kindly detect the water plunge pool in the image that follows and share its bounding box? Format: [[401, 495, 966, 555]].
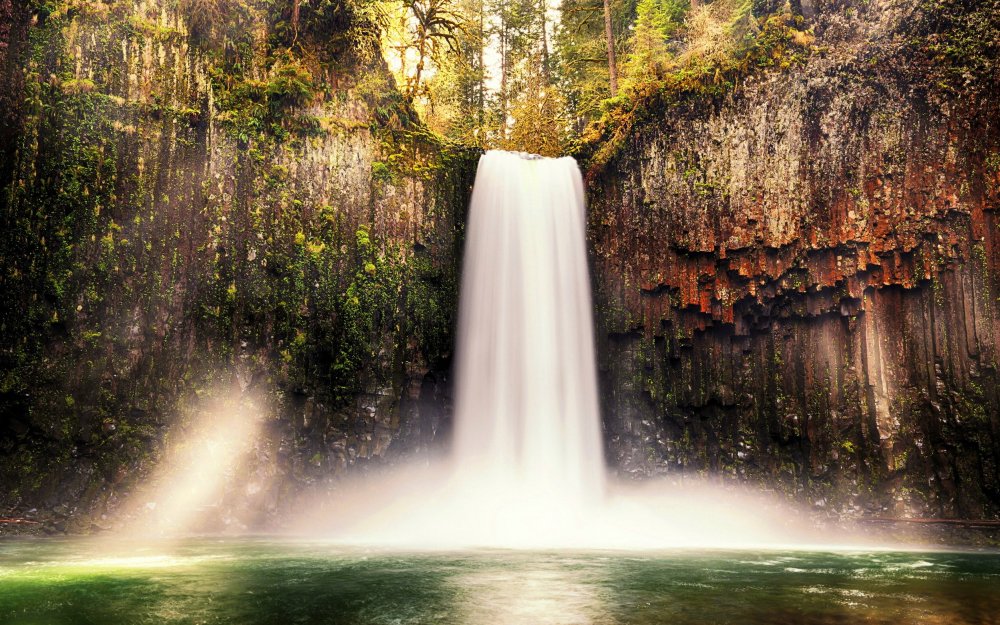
[[2, 538, 998, 625]]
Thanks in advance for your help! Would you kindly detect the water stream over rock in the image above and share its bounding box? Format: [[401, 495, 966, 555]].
[[451, 151, 605, 524], [293, 151, 849, 550]]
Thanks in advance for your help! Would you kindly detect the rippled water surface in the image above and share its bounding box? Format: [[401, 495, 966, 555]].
[[1, 538, 999, 624]]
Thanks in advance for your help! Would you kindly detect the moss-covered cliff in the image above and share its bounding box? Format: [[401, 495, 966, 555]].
[[0, 0, 476, 532], [584, 0, 1000, 520]]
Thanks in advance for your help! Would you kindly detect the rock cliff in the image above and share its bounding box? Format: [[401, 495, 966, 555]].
[[0, 0, 474, 531], [585, 0, 1000, 519], [2, 0, 998, 532]]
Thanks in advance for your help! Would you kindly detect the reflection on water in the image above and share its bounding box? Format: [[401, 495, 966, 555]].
[[453, 556, 613, 625], [1, 538, 999, 625]]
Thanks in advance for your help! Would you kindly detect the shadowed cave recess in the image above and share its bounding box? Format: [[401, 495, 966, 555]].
[[0, 0, 998, 541]]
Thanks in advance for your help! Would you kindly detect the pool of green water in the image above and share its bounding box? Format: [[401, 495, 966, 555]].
[[1, 538, 998, 624]]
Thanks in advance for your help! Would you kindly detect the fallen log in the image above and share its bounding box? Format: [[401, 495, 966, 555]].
[[0, 518, 41, 525]]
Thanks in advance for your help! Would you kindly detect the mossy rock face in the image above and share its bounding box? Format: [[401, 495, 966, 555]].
[[585, 0, 1000, 522], [0, 0, 478, 531]]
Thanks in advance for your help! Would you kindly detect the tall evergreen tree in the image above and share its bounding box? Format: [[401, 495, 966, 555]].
[[425, 0, 489, 143], [553, 0, 631, 132], [506, 0, 565, 154], [622, 0, 687, 88]]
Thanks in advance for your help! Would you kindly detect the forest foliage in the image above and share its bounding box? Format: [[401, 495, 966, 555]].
[[16, 0, 815, 157], [363, 0, 815, 156]]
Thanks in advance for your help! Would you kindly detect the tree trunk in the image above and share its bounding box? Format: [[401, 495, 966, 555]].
[[602, 0, 618, 96], [479, 0, 485, 125], [540, 0, 551, 84], [499, 0, 508, 136], [413, 35, 427, 99]]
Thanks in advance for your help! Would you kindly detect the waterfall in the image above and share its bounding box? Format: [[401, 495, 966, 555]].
[[452, 151, 605, 509], [305, 152, 826, 550]]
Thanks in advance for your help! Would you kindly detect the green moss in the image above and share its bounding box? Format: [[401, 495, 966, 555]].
[[917, 0, 1000, 95], [577, 9, 814, 172], [61, 77, 96, 94], [986, 152, 1000, 173], [212, 54, 320, 147], [266, 58, 316, 109], [126, 15, 182, 41], [371, 161, 393, 183]]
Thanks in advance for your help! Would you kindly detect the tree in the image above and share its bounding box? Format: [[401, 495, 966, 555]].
[[506, 74, 566, 155], [622, 0, 686, 88], [602, 0, 619, 95], [487, 0, 540, 142], [268, 0, 389, 60], [406, 0, 462, 99], [552, 0, 622, 131], [421, 0, 489, 143], [506, 0, 565, 154]]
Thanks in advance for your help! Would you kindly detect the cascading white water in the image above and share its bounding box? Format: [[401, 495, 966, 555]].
[[297, 151, 859, 550], [452, 150, 604, 511]]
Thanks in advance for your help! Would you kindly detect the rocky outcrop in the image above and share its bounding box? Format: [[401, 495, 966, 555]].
[[586, 0, 1000, 519], [0, 0, 474, 531]]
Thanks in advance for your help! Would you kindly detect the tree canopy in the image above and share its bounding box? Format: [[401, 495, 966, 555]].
[[312, 0, 813, 154]]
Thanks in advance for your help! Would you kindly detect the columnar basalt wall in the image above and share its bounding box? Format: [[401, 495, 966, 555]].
[[587, 0, 1000, 519], [0, 0, 475, 532]]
